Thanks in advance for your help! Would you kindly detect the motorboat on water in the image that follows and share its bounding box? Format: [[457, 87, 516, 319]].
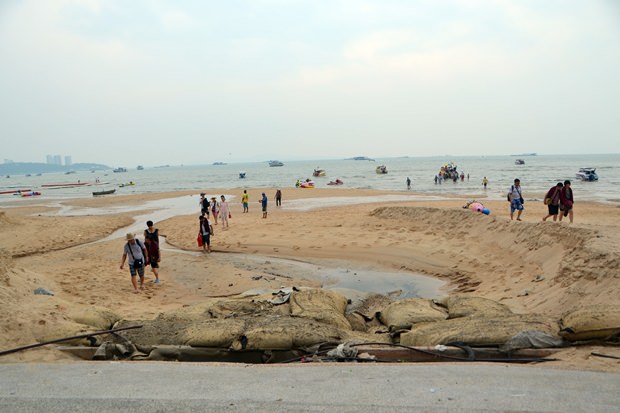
[[375, 165, 388, 174], [113, 167, 128, 173], [269, 160, 284, 167], [348, 156, 375, 161], [514, 159, 525, 165], [239, 171, 246, 179], [19, 191, 41, 197], [576, 168, 598, 181], [137, 165, 144, 170], [327, 179, 344, 185], [296, 179, 315, 188], [313, 168, 326, 177]]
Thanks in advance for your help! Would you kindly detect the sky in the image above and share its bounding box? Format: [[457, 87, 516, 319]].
[[1, 0, 619, 166]]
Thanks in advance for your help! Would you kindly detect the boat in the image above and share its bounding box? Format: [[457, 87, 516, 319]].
[[296, 179, 315, 188], [376, 165, 388, 174], [118, 181, 136, 188], [25, 174, 31, 177], [239, 171, 246, 179], [213, 162, 227, 166], [93, 189, 116, 196], [19, 191, 41, 197], [65, 170, 76, 175], [327, 179, 344, 185], [42, 182, 89, 188], [511, 153, 537, 156], [576, 168, 598, 182], [269, 160, 284, 167], [514, 159, 525, 165], [137, 165, 144, 170], [113, 167, 127, 173], [348, 156, 375, 161], [313, 168, 326, 177]]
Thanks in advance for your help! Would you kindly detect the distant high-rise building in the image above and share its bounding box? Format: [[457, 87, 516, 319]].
[[46, 155, 53, 164], [65, 156, 72, 166], [53, 155, 62, 165]]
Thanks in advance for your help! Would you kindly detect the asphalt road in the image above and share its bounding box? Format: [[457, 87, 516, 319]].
[[1, 362, 618, 412]]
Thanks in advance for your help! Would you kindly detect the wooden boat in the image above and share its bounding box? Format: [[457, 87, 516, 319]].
[[0, 189, 31, 195], [93, 189, 116, 196], [42, 182, 89, 188]]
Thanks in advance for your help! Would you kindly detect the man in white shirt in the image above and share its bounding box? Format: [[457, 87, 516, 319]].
[[507, 178, 524, 221]]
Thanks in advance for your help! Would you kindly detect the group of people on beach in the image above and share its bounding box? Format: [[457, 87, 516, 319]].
[[507, 178, 575, 223], [119, 220, 161, 293], [542, 180, 574, 223]]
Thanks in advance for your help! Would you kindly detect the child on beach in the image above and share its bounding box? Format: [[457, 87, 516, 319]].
[[199, 215, 214, 253], [242, 190, 249, 213]]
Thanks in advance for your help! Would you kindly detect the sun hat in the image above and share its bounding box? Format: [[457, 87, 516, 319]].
[[126, 233, 135, 240]]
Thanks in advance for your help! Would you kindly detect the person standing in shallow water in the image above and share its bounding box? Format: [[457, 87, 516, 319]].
[[144, 220, 161, 283], [559, 180, 574, 223], [482, 177, 488, 189], [275, 189, 282, 207], [406, 177, 411, 190]]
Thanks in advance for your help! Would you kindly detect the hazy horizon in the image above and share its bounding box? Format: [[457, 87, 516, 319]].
[[1, 1, 619, 165]]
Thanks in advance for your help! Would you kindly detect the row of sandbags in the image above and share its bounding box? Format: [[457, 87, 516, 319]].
[[36, 289, 620, 352]]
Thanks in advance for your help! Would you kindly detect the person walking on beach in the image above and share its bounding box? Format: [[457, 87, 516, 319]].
[[261, 192, 268, 218], [559, 180, 574, 223], [275, 189, 282, 207], [120, 233, 148, 293], [199, 215, 214, 253], [144, 220, 161, 283], [542, 183, 563, 222], [242, 190, 249, 213], [482, 177, 488, 189], [210, 197, 219, 224], [507, 178, 524, 221], [406, 177, 411, 190], [200, 193, 209, 216], [218, 195, 230, 229]]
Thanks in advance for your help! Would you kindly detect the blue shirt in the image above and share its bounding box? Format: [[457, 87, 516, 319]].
[[261, 195, 268, 207]]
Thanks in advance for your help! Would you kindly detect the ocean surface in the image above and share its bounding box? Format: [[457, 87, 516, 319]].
[[1, 154, 619, 204]]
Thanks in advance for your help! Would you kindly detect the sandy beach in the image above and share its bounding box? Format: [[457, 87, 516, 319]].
[[1, 188, 619, 371]]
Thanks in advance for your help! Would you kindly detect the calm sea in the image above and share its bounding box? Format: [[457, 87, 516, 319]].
[[1, 154, 619, 204]]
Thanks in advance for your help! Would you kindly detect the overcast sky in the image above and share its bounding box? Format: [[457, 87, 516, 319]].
[[1, 0, 619, 166]]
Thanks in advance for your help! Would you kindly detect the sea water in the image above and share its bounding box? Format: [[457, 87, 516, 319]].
[[1, 154, 619, 204]]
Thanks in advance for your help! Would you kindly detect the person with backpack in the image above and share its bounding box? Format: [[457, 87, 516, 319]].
[[542, 182, 563, 222], [199, 193, 210, 216], [507, 178, 524, 221], [120, 233, 148, 293], [144, 220, 161, 283]]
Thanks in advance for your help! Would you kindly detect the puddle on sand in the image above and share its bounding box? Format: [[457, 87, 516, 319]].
[[226, 254, 445, 299]]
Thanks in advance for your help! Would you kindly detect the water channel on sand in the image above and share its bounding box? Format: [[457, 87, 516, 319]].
[[44, 195, 447, 299]]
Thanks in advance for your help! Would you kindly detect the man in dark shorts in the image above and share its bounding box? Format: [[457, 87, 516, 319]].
[[120, 233, 148, 293], [261, 192, 268, 218], [200, 193, 210, 216], [199, 215, 214, 253], [542, 182, 563, 222], [144, 220, 161, 283]]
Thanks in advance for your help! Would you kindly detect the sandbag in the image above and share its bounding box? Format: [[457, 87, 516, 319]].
[[442, 296, 513, 319], [400, 314, 560, 347], [33, 321, 96, 346], [378, 298, 447, 331], [183, 319, 246, 347], [559, 304, 620, 341], [69, 306, 121, 330], [290, 289, 351, 330]]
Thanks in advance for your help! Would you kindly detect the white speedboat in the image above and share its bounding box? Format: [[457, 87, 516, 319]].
[[576, 168, 598, 181], [514, 159, 525, 165], [269, 160, 284, 167]]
